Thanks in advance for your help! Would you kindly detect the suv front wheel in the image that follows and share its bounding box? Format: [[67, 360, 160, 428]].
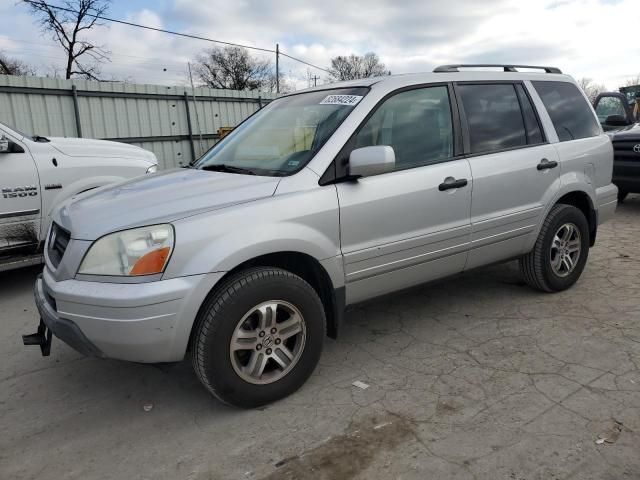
[[191, 267, 325, 408], [519, 204, 590, 292]]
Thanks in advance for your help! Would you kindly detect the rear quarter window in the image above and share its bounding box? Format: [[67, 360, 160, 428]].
[[532, 81, 600, 142]]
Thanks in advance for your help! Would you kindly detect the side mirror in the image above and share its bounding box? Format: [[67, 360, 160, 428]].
[[349, 145, 395, 178], [0, 136, 8, 153], [605, 114, 630, 127]]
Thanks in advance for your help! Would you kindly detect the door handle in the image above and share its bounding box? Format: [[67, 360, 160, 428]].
[[537, 158, 558, 170], [438, 177, 468, 191]]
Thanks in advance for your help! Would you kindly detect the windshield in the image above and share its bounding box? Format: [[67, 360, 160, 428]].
[[195, 87, 369, 176], [595, 96, 627, 123]]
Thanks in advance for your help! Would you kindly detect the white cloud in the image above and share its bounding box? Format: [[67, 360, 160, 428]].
[[1, 0, 639, 90]]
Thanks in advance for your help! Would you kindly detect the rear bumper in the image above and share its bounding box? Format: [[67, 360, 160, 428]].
[[34, 267, 224, 363], [595, 183, 618, 225]]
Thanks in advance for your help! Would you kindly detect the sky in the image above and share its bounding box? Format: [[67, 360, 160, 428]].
[[0, 0, 638, 91]]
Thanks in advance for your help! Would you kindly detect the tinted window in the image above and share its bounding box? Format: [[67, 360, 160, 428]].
[[533, 81, 600, 142], [515, 84, 544, 144], [458, 84, 526, 154], [354, 86, 453, 170]]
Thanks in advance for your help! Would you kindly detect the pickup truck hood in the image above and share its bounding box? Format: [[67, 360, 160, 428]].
[[56, 168, 281, 240], [608, 123, 640, 140], [48, 137, 156, 163]]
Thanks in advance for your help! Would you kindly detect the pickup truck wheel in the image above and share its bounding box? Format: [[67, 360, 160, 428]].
[[519, 204, 589, 293], [191, 267, 325, 408]]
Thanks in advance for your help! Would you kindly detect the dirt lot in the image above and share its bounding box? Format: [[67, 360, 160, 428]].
[[2, 197, 640, 480]]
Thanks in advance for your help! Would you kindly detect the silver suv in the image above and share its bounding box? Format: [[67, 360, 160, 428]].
[[25, 64, 618, 407]]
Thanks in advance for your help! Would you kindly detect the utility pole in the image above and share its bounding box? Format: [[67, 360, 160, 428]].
[[187, 62, 205, 155], [311, 75, 319, 87], [275, 43, 280, 94]]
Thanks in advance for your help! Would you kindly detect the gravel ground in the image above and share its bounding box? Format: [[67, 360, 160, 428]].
[[2, 196, 640, 480]]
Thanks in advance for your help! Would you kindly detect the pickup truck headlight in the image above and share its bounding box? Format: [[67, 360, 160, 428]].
[[78, 224, 174, 276], [146, 165, 158, 174]]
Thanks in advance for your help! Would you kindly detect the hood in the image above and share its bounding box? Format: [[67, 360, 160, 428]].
[[56, 168, 281, 240], [48, 137, 156, 164], [608, 123, 640, 141]]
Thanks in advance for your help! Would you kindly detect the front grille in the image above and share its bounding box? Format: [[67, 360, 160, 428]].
[[613, 140, 640, 161], [48, 223, 70, 268]]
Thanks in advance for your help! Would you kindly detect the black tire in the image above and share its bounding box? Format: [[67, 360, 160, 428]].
[[618, 189, 628, 203], [191, 267, 325, 408], [519, 204, 590, 293]]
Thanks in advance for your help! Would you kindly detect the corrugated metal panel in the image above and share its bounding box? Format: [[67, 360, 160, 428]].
[[0, 74, 275, 168]]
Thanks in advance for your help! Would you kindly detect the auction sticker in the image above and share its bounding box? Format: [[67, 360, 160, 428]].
[[319, 95, 363, 106]]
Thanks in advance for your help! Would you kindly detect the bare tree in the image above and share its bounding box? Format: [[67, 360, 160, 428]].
[[622, 75, 640, 88], [25, 0, 111, 80], [328, 52, 390, 81], [0, 52, 36, 76], [265, 71, 293, 94], [195, 46, 273, 91], [577, 77, 607, 103]]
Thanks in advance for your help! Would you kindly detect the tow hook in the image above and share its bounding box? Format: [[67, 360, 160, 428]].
[[22, 319, 52, 356]]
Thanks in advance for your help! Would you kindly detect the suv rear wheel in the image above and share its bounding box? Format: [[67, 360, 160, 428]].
[[191, 267, 325, 408], [519, 204, 590, 292]]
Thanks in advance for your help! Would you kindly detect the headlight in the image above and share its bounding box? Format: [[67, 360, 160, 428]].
[[78, 224, 174, 277], [146, 165, 158, 174]]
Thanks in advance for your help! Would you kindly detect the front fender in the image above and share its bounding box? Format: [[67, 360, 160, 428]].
[[163, 187, 343, 287]]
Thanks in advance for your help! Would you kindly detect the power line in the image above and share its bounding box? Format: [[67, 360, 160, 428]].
[[280, 52, 330, 74], [20, 0, 330, 74], [21, 0, 275, 53]]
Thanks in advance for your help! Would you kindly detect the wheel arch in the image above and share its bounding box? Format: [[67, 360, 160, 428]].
[[188, 251, 344, 356], [555, 190, 597, 246]]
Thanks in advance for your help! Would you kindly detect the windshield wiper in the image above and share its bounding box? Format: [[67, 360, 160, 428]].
[[32, 135, 50, 143], [200, 164, 257, 175]]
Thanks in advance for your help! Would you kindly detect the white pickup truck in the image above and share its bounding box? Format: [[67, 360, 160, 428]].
[[0, 121, 158, 271]]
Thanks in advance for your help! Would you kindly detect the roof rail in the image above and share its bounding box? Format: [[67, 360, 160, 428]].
[[433, 64, 562, 74]]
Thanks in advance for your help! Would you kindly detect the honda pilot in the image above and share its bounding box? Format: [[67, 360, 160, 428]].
[[25, 64, 618, 408]]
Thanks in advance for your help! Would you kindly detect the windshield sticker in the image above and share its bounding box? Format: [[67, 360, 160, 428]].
[[319, 95, 363, 106]]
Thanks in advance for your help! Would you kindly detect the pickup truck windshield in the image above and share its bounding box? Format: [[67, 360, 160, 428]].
[[196, 87, 369, 176]]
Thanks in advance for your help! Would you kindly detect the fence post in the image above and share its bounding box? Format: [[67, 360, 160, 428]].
[[71, 85, 83, 138], [183, 92, 196, 164], [258, 96, 263, 109]]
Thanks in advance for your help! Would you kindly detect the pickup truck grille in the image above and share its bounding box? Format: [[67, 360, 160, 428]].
[[48, 223, 70, 268], [612, 140, 640, 161]]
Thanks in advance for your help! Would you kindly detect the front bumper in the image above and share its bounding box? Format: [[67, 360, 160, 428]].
[[33, 274, 102, 357], [613, 160, 640, 193], [31, 267, 224, 363]]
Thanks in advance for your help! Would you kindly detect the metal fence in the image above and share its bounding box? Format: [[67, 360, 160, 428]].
[[0, 75, 276, 169]]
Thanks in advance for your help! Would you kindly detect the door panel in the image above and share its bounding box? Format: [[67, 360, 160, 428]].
[[0, 134, 41, 254], [465, 144, 560, 269], [336, 84, 472, 304], [339, 159, 472, 304], [455, 82, 561, 270]]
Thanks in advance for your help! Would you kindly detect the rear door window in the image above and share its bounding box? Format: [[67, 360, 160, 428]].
[[458, 83, 527, 154], [532, 81, 600, 142], [515, 84, 544, 145]]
